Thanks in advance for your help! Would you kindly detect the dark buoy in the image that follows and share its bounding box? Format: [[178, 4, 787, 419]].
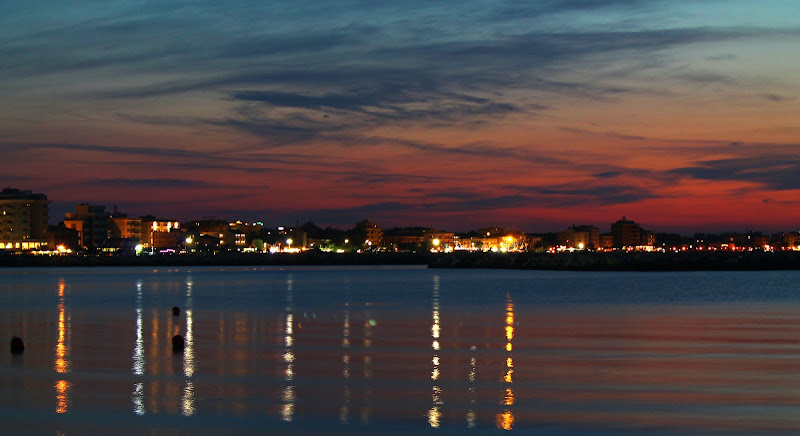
[[10, 336, 24, 354], [172, 334, 185, 352], [172, 306, 180, 316]]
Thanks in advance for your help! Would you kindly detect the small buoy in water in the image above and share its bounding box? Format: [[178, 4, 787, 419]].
[[10, 336, 24, 354], [172, 306, 180, 316], [172, 334, 185, 352]]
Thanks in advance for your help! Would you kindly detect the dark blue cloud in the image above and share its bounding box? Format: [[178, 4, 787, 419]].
[[671, 156, 800, 190]]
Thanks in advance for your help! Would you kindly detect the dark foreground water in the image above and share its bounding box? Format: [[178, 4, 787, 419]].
[[2, 266, 800, 435]]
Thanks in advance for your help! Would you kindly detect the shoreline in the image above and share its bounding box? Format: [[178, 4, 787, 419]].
[[0, 251, 436, 268], [428, 250, 800, 271], [2, 250, 800, 271]]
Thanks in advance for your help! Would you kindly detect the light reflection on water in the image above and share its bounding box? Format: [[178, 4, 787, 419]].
[[428, 274, 442, 428], [3, 267, 800, 434], [281, 273, 295, 423], [181, 274, 195, 416], [54, 279, 70, 414], [497, 294, 515, 430]]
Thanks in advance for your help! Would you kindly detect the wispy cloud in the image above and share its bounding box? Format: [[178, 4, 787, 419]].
[[3, 1, 800, 230], [670, 156, 800, 191]]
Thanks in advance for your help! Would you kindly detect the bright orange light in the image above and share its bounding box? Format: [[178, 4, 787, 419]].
[[496, 410, 515, 430], [503, 387, 514, 406], [56, 379, 69, 414]]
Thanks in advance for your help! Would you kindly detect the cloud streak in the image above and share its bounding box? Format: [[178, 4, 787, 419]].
[[3, 1, 800, 231]]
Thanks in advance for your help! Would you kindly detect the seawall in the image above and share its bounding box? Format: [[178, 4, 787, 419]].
[[428, 250, 800, 271]]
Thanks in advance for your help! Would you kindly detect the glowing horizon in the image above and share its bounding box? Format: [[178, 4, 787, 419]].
[[3, 1, 799, 233]]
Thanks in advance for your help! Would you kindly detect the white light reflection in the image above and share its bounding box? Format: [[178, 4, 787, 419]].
[[181, 275, 195, 416], [55, 279, 71, 414], [428, 275, 442, 428], [340, 303, 351, 424], [181, 382, 195, 416], [133, 311, 145, 375], [466, 350, 477, 428], [133, 383, 144, 416], [361, 308, 373, 424], [132, 280, 145, 415], [281, 274, 296, 422], [281, 386, 296, 422]]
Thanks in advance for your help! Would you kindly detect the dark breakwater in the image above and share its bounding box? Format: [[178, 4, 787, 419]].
[[4, 250, 800, 270], [428, 250, 800, 271], [0, 251, 437, 268]]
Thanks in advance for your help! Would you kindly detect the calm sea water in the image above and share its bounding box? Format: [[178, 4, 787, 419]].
[[2, 265, 800, 435]]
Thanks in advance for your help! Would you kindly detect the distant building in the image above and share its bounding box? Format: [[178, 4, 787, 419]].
[[723, 232, 769, 249], [355, 219, 383, 248], [611, 217, 642, 248], [599, 234, 614, 249], [384, 235, 425, 251], [527, 235, 544, 251], [751, 235, 769, 249], [423, 230, 455, 251], [141, 218, 182, 249], [641, 230, 656, 247], [230, 221, 264, 248], [48, 223, 80, 251], [783, 232, 800, 248], [269, 225, 306, 250], [152, 230, 183, 250], [110, 214, 142, 241], [557, 225, 600, 249], [0, 188, 50, 250], [65, 204, 108, 250]]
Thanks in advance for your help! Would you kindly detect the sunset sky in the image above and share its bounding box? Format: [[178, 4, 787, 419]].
[[2, 0, 799, 233]]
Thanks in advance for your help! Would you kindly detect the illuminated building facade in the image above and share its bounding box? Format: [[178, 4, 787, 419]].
[[423, 230, 455, 251], [140, 219, 182, 249], [557, 225, 600, 249], [0, 188, 50, 250], [65, 204, 108, 250], [193, 219, 233, 248], [230, 221, 264, 248], [355, 219, 383, 247], [784, 232, 800, 248], [611, 217, 642, 248], [111, 215, 142, 241]]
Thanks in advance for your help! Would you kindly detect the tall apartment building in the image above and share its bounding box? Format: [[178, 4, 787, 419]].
[[611, 217, 642, 248], [0, 188, 50, 250], [65, 204, 109, 250], [356, 219, 383, 247]]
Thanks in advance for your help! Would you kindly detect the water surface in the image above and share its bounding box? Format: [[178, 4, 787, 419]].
[[2, 266, 800, 435]]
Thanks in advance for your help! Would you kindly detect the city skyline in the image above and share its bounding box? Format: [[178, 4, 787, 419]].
[[3, 1, 800, 233]]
